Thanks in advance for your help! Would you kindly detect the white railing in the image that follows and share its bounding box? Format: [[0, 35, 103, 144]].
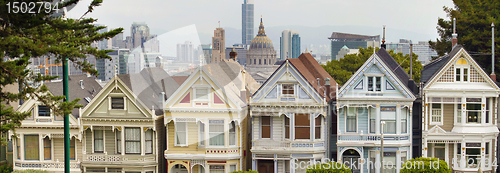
[[252, 140, 325, 150], [83, 154, 156, 163], [338, 134, 410, 141], [14, 160, 80, 169]]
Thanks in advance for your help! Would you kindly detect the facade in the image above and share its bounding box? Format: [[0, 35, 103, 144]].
[[335, 45, 360, 60], [328, 32, 380, 60], [421, 45, 499, 173], [201, 44, 212, 65], [164, 60, 258, 173], [280, 30, 301, 59], [97, 49, 132, 81], [212, 28, 226, 64], [177, 41, 195, 63], [127, 22, 159, 53], [80, 67, 179, 173], [413, 41, 438, 65], [246, 17, 278, 84], [249, 53, 337, 173], [11, 75, 103, 172], [336, 49, 416, 173], [242, 0, 254, 46]]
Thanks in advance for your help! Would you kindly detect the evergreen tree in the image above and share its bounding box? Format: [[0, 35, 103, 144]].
[[0, 0, 123, 143]]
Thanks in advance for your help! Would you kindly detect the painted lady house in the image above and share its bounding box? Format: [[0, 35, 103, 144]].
[[80, 67, 179, 173], [336, 48, 416, 173], [249, 53, 336, 173], [420, 45, 499, 173], [11, 74, 103, 172], [163, 60, 258, 173]]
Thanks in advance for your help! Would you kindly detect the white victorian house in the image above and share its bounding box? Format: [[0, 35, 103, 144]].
[[421, 45, 500, 173], [249, 53, 336, 173]]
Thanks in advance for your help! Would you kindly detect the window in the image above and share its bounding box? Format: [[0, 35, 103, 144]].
[[199, 122, 205, 146], [38, 105, 50, 117], [282, 84, 294, 95], [486, 98, 491, 123], [24, 135, 39, 160], [383, 152, 397, 173], [401, 108, 407, 133], [315, 116, 321, 139], [368, 77, 373, 91], [466, 98, 481, 123], [386, 81, 395, 90], [230, 165, 237, 172], [401, 151, 407, 164], [456, 104, 462, 123], [367, 77, 381, 92], [125, 127, 141, 154], [210, 165, 225, 173], [16, 137, 20, 160], [254, 59, 256, 64], [111, 97, 124, 109], [70, 138, 75, 160], [285, 116, 290, 139], [176, 122, 187, 146], [465, 143, 481, 168], [195, 88, 209, 100], [94, 129, 104, 153], [43, 137, 51, 160], [264, 59, 267, 65], [229, 121, 236, 146], [209, 120, 225, 146], [354, 80, 363, 90], [434, 143, 445, 161], [370, 107, 376, 133], [346, 107, 356, 132], [116, 130, 121, 154], [456, 67, 469, 82], [381, 106, 396, 134], [295, 113, 310, 139], [145, 129, 153, 154], [261, 117, 271, 138], [259, 59, 261, 64], [431, 103, 442, 124]]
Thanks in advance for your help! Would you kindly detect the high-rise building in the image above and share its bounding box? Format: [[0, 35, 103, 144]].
[[177, 41, 194, 63], [328, 32, 380, 60], [201, 44, 212, 65], [96, 49, 132, 81], [111, 33, 124, 49], [95, 24, 110, 50], [413, 41, 438, 64], [242, 0, 254, 46], [211, 28, 225, 64], [280, 30, 301, 59], [128, 22, 159, 53], [386, 39, 411, 56]]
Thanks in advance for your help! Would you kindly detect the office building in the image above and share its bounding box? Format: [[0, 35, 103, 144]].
[[96, 49, 132, 81], [280, 29, 301, 59], [201, 44, 212, 65], [242, 0, 254, 46], [413, 41, 438, 64], [211, 28, 225, 64], [328, 32, 380, 60], [177, 41, 194, 63], [127, 22, 159, 53]]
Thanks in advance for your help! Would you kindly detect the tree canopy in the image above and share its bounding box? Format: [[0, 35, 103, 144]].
[[0, 0, 123, 143], [322, 47, 422, 86], [429, 0, 499, 81]]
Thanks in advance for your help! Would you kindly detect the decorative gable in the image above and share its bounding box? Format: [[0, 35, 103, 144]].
[[428, 125, 447, 134]]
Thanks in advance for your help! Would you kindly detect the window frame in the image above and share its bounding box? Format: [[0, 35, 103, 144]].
[[125, 127, 141, 154], [38, 105, 51, 117], [284, 116, 290, 139], [345, 107, 357, 133], [199, 122, 205, 146], [229, 121, 236, 146], [43, 137, 51, 160], [111, 97, 125, 109], [294, 113, 311, 140], [261, 116, 271, 139], [380, 106, 396, 134], [401, 107, 408, 134], [70, 137, 75, 160], [24, 135, 39, 160], [93, 129, 104, 153], [116, 130, 121, 154], [282, 84, 295, 96], [430, 103, 443, 125], [455, 65, 470, 82], [314, 116, 322, 139], [465, 98, 482, 124], [209, 120, 225, 147], [145, 129, 153, 154], [366, 76, 382, 92], [175, 122, 188, 146]]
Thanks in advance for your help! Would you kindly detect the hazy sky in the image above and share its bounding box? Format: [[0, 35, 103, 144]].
[[67, 0, 455, 44]]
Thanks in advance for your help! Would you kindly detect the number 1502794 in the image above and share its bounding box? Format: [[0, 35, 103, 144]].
[[6, 2, 59, 14]]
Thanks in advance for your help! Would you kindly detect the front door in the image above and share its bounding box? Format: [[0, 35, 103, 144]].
[[343, 149, 360, 173], [258, 160, 274, 173]]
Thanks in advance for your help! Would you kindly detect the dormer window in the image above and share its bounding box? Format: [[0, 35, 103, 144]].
[[111, 97, 124, 109], [367, 76, 381, 92], [282, 84, 294, 96], [38, 105, 50, 117]]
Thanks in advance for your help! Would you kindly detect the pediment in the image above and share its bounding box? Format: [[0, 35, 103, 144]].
[[428, 125, 447, 134]]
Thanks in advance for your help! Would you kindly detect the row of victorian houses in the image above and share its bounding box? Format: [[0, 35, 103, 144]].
[[9, 42, 500, 173]]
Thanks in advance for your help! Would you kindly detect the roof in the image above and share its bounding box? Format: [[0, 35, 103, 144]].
[[203, 61, 259, 107], [250, 17, 274, 49], [171, 76, 189, 85], [375, 48, 415, 88], [117, 67, 180, 115], [328, 32, 380, 41], [421, 45, 461, 84], [45, 74, 103, 118], [341, 45, 349, 49], [288, 53, 338, 100]]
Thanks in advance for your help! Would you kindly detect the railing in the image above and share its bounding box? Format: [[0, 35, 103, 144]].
[[14, 160, 80, 169], [252, 140, 325, 150], [83, 154, 156, 164], [205, 148, 239, 154], [337, 134, 410, 141]]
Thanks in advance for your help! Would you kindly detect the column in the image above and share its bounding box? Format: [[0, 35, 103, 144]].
[[481, 141, 486, 170], [461, 97, 466, 123], [121, 126, 125, 155], [375, 150, 380, 173], [396, 105, 401, 135], [20, 134, 24, 161], [141, 126, 145, 155], [445, 143, 449, 165], [482, 96, 486, 125], [460, 141, 465, 168], [422, 138, 427, 157], [376, 105, 380, 135], [274, 154, 278, 173], [38, 134, 42, 161], [396, 151, 401, 173]]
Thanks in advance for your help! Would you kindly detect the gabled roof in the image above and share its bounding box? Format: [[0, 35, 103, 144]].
[[44, 74, 103, 118], [288, 53, 337, 100], [117, 67, 180, 115], [376, 48, 415, 88], [421, 45, 462, 84]]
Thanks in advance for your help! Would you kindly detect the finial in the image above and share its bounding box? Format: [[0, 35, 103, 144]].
[[114, 64, 118, 77], [382, 25, 386, 44]]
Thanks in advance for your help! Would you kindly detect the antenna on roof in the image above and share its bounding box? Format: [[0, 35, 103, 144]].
[[491, 22, 496, 81], [452, 18, 458, 48]]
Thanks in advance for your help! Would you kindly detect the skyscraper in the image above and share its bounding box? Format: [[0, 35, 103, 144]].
[[128, 22, 159, 53], [280, 29, 301, 59], [177, 41, 194, 62], [242, 0, 254, 46], [328, 32, 380, 60], [212, 28, 225, 64]]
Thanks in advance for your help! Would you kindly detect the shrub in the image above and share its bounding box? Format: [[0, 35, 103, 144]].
[[400, 157, 450, 173], [230, 170, 258, 173], [13, 169, 49, 173], [0, 164, 13, 173], [306, 161, 352, 173]]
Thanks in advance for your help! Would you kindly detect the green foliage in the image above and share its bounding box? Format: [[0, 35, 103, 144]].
[[13, 170, 49, 173], [429, 0, 500, 81], [230, 170, 259, 173], [0, 0, 123, 144], [322, 47, 422, 86], [400, 157, 450, 173], [0, 164, 13, 173], [306, 161, 352, 173]]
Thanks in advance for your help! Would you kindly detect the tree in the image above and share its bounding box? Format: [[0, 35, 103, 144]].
[[0, 0, 123, 143], [429, 0, 500, 81], [400, 157, 450, 173], [322, 47, 423, 86]]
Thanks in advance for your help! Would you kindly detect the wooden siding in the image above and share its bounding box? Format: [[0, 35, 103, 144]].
[[448, 144, 453, 168], [273, 116, 283, 140], [54, 138, 64, 161], [359, 108, 368, 133], [105, 130, 115, 154], [339, 108, 345, 134], [253, 117, 259, 140], [85, 129, 92, 154], [442, 104, 454, 131], [167, 122, 199, 152], [77, 140, 83, 161]]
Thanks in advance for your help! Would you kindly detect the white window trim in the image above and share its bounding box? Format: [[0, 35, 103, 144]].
[[365, 76, 383, 92], [198, 122, 205, 147], [208, 119, 226, 148], [192, 85, 211, 102], [454, 66, 470, 82], [345, 107, 358, 133], [314, 116, 323, 140], [174, 122, 188, 147], [92, 128, 105, 154], [36, 104, 52, 119], [430, 103, 443, 125], [281, 83, 296, 98], [229, 121, 237, 147]]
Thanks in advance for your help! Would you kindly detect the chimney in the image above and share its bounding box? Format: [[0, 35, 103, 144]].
[[381, 25, 386, 49], [325, 78, 331, 99], [452, 18, 458, 48], [80, 80, 84, 89], [491, 22, 496, 81], [229, 47, 238, 61]]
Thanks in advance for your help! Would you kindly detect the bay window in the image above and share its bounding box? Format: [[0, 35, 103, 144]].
[[401, 107, 407, 133], [125, 127, 141, 154], [381, 106, 396, 134], [315, 116, 321, 139], [431, 103, 442, 124], [295, 113, 310, 139], [43, 137, 51, 160], [24, 135, 39, 160], [370, 107, 376, 133], [465, 143, 481, 168], [346, 107, 356, 132], [466, 98, 481, 123], [145, 129, 153, 154], [199, 122, 205, 146], [285, 116, 290, 139], [116, 130, 121, 154], [209, 120, 225, 146], [456, 104, 462, 123], [70, 138, 75, 160], [175, 122, 187, 146]]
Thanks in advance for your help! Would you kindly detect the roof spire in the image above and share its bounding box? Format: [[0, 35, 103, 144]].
[[381, 25, 386, 49], [257, 15, 266, 36]]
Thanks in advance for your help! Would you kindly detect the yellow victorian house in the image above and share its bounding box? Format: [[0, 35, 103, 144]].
[[164, 60, 258, 173]]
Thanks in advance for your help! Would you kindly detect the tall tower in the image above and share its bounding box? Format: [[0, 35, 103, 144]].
[[212, 28, 225, 64], [280, 29, 300, 59], [242, 0, 254, 46]]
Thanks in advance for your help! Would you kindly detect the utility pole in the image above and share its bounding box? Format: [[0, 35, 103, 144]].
[[380, 121, 386, 173], [63, 56, 70, 173], [410, 41, 413, 80], [492, 22, 495, 79]]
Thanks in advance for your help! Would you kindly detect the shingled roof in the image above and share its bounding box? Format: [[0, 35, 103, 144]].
[[288, 53, 337, 101], [117, 67, 180, 115], [421, 45, 462, 84], [45, 74, 103, 118], [375, 48, 416, 88]]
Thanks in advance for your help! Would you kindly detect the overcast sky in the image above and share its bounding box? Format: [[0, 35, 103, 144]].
[[67, 0, 455, 44]]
